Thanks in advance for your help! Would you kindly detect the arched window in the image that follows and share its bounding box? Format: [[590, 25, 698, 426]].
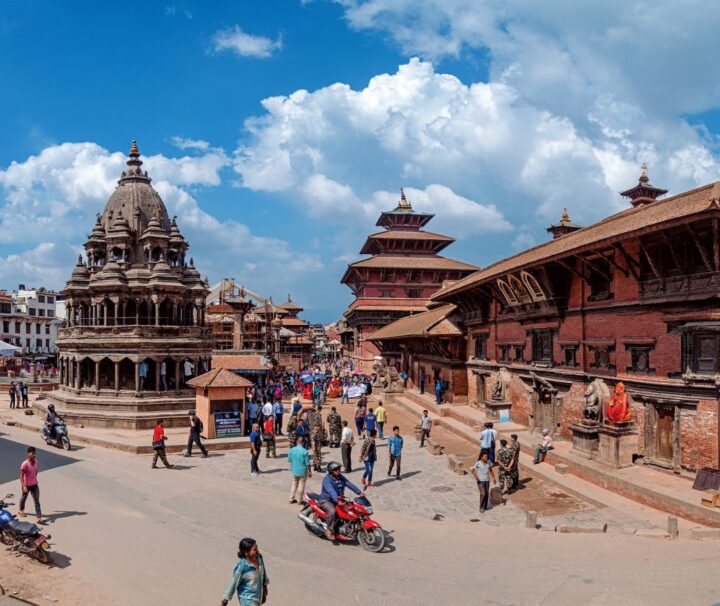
[[496, 279, 519, 306], [507, 274, 532, 303], [520, 270, 546, 302]]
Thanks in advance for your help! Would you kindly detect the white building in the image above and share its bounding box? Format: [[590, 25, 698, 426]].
[[0, 285, 62, 355]]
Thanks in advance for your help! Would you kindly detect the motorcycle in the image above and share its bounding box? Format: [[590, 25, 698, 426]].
[[298, 491, 386, 552], [0, 494, 52, 564], [42, 419, 71, 450]]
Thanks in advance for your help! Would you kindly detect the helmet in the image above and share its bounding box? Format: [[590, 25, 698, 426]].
[[47, 404, 55, 413], [326, 462, 341, 473]]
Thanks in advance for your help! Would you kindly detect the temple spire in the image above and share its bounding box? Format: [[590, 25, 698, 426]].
[[129, 140, 140, 158], [396, 188, 413, 211], [547, 208, 581, 239], [620, 163, 668, 207]]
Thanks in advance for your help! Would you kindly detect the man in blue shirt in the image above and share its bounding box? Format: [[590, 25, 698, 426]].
[[273, 401, 284, 435], [295, 416, 309, 447], [364, 408, 377, 435], [247, 401, 259, 435], [287, 436, 312, 503], [318, 462, 363, 540], [387, 425, 404, 480], [249, 423, 262, 475]]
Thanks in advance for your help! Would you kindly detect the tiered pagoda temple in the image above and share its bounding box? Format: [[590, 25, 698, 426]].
[[46, 141, 212, 429], [340, 190, 477, 372]]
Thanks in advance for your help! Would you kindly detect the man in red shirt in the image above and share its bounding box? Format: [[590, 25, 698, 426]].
[[19, 447, 44, 524], [152, 419, 174, 469], [263, 416, 277, 458]]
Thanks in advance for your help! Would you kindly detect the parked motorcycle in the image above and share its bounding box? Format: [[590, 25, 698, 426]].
[[42, 419, 71, 450], [0, 494, 52, 564], [299, 492, 385, 552]]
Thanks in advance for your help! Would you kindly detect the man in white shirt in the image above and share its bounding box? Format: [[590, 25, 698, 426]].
[[159, 360, 167, 391], [533, 429, 553, 464], [420, 410, 432, 448], [340, 420, 355, 472], [183, 359, 193, 385], [479, 422, 498, 462], [471, 451, 497, 512], [262, 400, 274, 424]]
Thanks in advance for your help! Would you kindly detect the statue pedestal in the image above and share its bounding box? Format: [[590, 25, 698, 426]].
[[483, 399, 511, 421], [598, 422, 638, 469], [570, 421, 599, 459], [381, 387, 404, 403]]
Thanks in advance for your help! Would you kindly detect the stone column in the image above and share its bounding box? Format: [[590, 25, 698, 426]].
[[154, 301, 160, 326], [114, 361, 119, 391], [74, 361, 80, 390], [94, 360, 100, 390], [175, 359, 181, 392], [102, 302, 108, 327], [155, 362, 160, 392], [134, 361, 140, 393]]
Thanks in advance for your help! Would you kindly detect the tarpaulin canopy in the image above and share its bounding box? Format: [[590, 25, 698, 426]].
[[0, 340, 21, 357]]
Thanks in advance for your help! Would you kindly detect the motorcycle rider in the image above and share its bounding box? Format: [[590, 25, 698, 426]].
[[318, 461, 363, 541], [45, 404, 60, 442]]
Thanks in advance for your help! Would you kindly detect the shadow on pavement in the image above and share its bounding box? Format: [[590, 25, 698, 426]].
[[0, 437, 80, 485], [44, 510, 88, 524], [49, 550, 72, 569]]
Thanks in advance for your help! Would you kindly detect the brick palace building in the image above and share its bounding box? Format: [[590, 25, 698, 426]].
[[340, 190, 477, 372], [378, 167, 720, 472]]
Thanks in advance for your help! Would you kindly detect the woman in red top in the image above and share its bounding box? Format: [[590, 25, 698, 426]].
[[263, 416, 277, 458], [152, 419, 174, 469]]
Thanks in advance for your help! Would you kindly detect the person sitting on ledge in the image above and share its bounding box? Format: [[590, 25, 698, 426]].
[[532, 429, 553, 464]]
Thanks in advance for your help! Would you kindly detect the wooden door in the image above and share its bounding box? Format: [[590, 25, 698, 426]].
[[655, 405, 674, 463]]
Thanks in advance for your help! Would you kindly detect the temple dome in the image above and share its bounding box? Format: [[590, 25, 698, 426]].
[[102, 141, 170, 236]]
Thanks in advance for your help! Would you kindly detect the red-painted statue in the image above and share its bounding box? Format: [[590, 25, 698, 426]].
[[606, 382, 631, 424]]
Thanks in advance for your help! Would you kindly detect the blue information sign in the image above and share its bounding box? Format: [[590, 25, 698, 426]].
[[214, 411, 242, 438]]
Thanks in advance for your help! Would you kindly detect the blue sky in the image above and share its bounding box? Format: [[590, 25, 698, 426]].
[[1, 1, 720, 322]]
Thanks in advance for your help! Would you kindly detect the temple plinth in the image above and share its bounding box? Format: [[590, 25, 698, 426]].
[[44, 142, 213, 429]]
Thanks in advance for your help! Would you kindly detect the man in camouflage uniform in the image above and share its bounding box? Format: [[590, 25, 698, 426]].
[[509, 433, 520, 490], [496, 438, 514, 494], [327, 406, 342, 448], [286, 414, 299, 448], [308, 404, 325, 472]]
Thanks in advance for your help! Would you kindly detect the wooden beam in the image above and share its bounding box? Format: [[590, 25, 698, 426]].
[[555, 259, 588, 283], [713, 218, 720, 272], [594, 249, 628, 278], [614, 243, 640, 281], [576, 254, 613, 282], [640, 244, 662, 280], [687, 223, 713, 273]]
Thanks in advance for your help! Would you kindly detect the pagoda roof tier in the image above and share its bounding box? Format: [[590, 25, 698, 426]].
[[359, 230, 454, 255], [434, 180, 720, 301], [375, 189, 433, 231], [368, 304, 460, 341]]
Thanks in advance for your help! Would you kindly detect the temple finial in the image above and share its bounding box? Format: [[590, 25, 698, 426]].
[[639, 162, 649, 184], [398, 188, 412, 210], [561, 208, 570, 224], [129, 140, 140, 158]]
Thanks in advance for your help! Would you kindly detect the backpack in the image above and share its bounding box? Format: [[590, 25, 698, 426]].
[[197, 419, 204, 433]]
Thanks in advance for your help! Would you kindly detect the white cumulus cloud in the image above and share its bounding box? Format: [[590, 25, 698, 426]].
[[212, 26, 283, 59]]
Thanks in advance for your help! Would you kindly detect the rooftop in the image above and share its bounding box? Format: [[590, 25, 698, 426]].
[[368, 304, 461, 340], [187, 368, 254, 389]]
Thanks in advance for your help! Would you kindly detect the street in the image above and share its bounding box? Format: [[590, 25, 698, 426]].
[[1, 424, 720, 605]]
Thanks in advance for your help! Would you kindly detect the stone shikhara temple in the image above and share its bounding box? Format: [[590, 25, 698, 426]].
[[46, 142, 212, 428], [376, 167, 720, 472]]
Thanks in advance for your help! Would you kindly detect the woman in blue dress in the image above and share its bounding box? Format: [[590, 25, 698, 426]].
[[220, 538, 269, 605]]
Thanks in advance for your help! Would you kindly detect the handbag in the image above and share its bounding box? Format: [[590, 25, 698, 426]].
[[152, 440, 164, 449], [262, 432, 273, 442]]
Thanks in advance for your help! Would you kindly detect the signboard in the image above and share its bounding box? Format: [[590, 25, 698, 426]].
[[214, 411, 242, 438], [499, 409, 510, 423], [348, 385, 367, 398]]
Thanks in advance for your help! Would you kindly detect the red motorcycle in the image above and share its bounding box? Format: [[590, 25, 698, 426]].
[[299, 491, 386, 552]]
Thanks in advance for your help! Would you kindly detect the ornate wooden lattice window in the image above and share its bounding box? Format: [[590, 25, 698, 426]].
[[531, 330, 553, 364], [515, 345, 525, 362], [474, 335, 488, 360], [683, 331, 720, 375], [590, 345, 615, 370], [508, 274, 532, 303], [626, 345, 655, 374], [499, 345, 511, 362], [562, 345, 578, 367], [497, 279, 519, 306]]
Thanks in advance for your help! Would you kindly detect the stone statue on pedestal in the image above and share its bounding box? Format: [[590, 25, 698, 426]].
[[491, 367, 511, 401], [582, 378, 609, 424]]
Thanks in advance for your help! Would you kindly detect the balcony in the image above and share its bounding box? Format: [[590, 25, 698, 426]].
[[497, 297, 567, 321], [58, 325, 211, 339], [640, 271, 720, 300]]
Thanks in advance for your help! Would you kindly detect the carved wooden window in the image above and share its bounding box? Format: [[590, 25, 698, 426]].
[[590, 345, 615, 370], [499, 345, 511, 362], [515, 345, 525, 362], [562, 345, 578, 367], [508, 274, 532, 303], [496, 279, 519, 306], [520, 271, 546, 302], [405, 288, 422, 298], [474, 335, 488, 360], [686, 332, 720, 375], [531, 330, 553, 364], [627, 345, 655, 374]]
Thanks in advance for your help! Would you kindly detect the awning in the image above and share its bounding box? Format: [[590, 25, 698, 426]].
[[0, 340, 21, 357]]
